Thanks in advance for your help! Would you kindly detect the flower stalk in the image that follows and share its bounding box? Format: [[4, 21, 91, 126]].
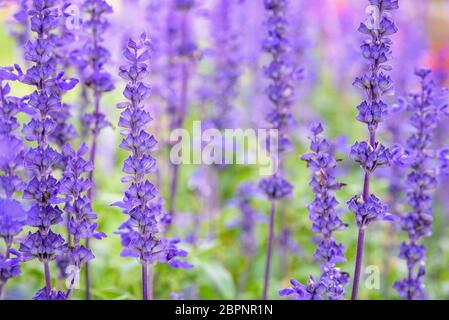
[[348, 0, 399, 299]]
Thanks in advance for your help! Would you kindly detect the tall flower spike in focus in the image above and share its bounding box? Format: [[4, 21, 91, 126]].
[[114, 33, 191, 301], [280, 122, 348, 300], [0, 66, 27, 298], [259, 0, 295, 300], [348, 0, 398, 300], [17, 0, 78, 300], [70, 0, 114, 300], [393, 69, 448, 300]]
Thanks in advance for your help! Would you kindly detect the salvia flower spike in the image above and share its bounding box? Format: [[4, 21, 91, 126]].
[[259, 0, 295, 300], [393, 69, 447, 300], [18, 0, 78, 300], [59, 143, 106, 298], [114, 33, 191, 300], [348, 0, 398, 300], [280, 122, 349, 300], [70, 0, 114, 299]]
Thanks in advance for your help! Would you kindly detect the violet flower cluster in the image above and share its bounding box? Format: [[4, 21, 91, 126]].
[[114, 33, 191, 299], [16, 0, 78, 300], [393, 69, 447, 300], [0, 67, 27, 297], [280, 123, 348, 300], [348, 0, 398, 300]]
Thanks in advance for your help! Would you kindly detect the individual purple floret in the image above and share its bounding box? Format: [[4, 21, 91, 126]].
[[279, 277, 324, 300], [281, 122, 348, 300], [348, 194, 393, 228], [393, 69, 448, 300], [348, 0, 398, 300], [114, 33, 191, 300], [17, 0, 78, 300], [350, 141, 391, 174]]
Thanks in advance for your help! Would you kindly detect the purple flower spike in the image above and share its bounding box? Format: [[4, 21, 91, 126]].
[[68, 0, 113, 300], [348, 0, 398, 300], [393, 69, 447, 300], [281, 123, 348, 300], [0, 63, 26, 297], [17, 0, 78, 300], [58, 143, 105, 299], [261, 0, 296, 155], [115, 34, 190, 300], [260, 0, 299, 300]]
